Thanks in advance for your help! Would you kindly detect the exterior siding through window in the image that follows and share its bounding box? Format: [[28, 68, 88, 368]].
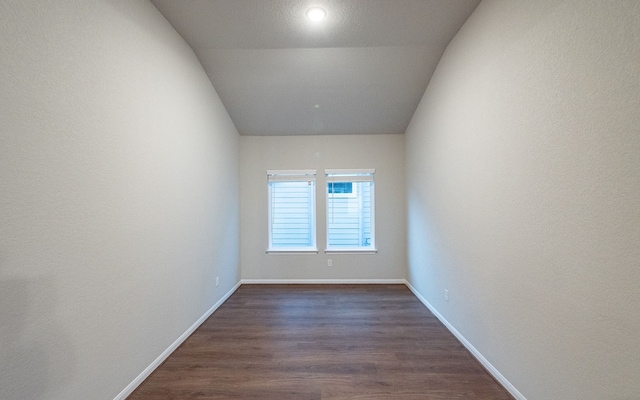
[[326, 169, 375, 251], [270, 181, 314, 247], [327, 181, 372, 247]]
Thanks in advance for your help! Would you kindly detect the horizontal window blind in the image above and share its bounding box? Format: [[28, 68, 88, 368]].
[[267, 170, 316, 182], [267, 170, 316, 251], [325, 169, 375, 182]]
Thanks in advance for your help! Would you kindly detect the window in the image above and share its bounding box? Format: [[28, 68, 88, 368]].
[[326, 169, 375, 253], [267, 170, 317, 252]]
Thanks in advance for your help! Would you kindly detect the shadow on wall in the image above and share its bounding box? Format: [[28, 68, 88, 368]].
[[0, 264, 75, 400]]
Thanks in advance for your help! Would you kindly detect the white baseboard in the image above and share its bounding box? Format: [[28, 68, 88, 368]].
[[240, 279, 407, 285], [404, 281, 526, 400], [113, 281, 241, 400]]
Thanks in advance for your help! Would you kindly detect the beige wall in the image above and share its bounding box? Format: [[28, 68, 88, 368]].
[[240, 135, 406, 281], [405, 1, 640, 399], [0, 1, 239, 399]]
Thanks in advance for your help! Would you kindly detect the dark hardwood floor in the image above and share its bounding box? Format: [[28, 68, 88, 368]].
[[128, 285, 513, 399]]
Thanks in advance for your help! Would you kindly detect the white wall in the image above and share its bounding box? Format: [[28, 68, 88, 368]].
[[0, 1, 239, 399], [406, 1, 640, 399], [240, 135, 406, 281]]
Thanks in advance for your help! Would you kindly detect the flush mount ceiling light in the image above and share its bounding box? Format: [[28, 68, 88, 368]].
[[306, 7, 326, 22]]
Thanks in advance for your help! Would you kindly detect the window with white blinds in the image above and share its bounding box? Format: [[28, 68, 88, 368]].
[[267, 170, 317, 252], [325, 169, 376, 253]]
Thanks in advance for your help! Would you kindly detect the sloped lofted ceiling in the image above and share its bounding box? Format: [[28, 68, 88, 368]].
[[150, 0, 480, 136]]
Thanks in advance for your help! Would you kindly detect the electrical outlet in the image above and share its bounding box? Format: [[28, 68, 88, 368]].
[[216, 276, 220, 287], [444, 289, 449, 302], [327, 259, 333, 267]]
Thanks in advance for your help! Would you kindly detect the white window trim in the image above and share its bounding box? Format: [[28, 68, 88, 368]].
[[324, 169, 376, 253], [267, 170, 317, 253], [266, 249, 319, 255], [324, 249, 377, 255]]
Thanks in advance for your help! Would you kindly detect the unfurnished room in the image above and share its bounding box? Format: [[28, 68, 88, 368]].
[[1, 1, 639, 399]]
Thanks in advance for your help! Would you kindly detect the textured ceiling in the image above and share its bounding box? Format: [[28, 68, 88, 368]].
[[150, 0, 481, 136]]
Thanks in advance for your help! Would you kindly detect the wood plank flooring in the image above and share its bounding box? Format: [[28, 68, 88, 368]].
[[128, 285, 513, 399]]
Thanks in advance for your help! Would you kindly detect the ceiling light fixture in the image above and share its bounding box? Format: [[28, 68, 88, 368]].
[[306, 7, 326, 22]]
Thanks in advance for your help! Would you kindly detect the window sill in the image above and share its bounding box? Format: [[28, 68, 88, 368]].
[[324, 248, 377, 255], [266, 248, 319, 255]]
